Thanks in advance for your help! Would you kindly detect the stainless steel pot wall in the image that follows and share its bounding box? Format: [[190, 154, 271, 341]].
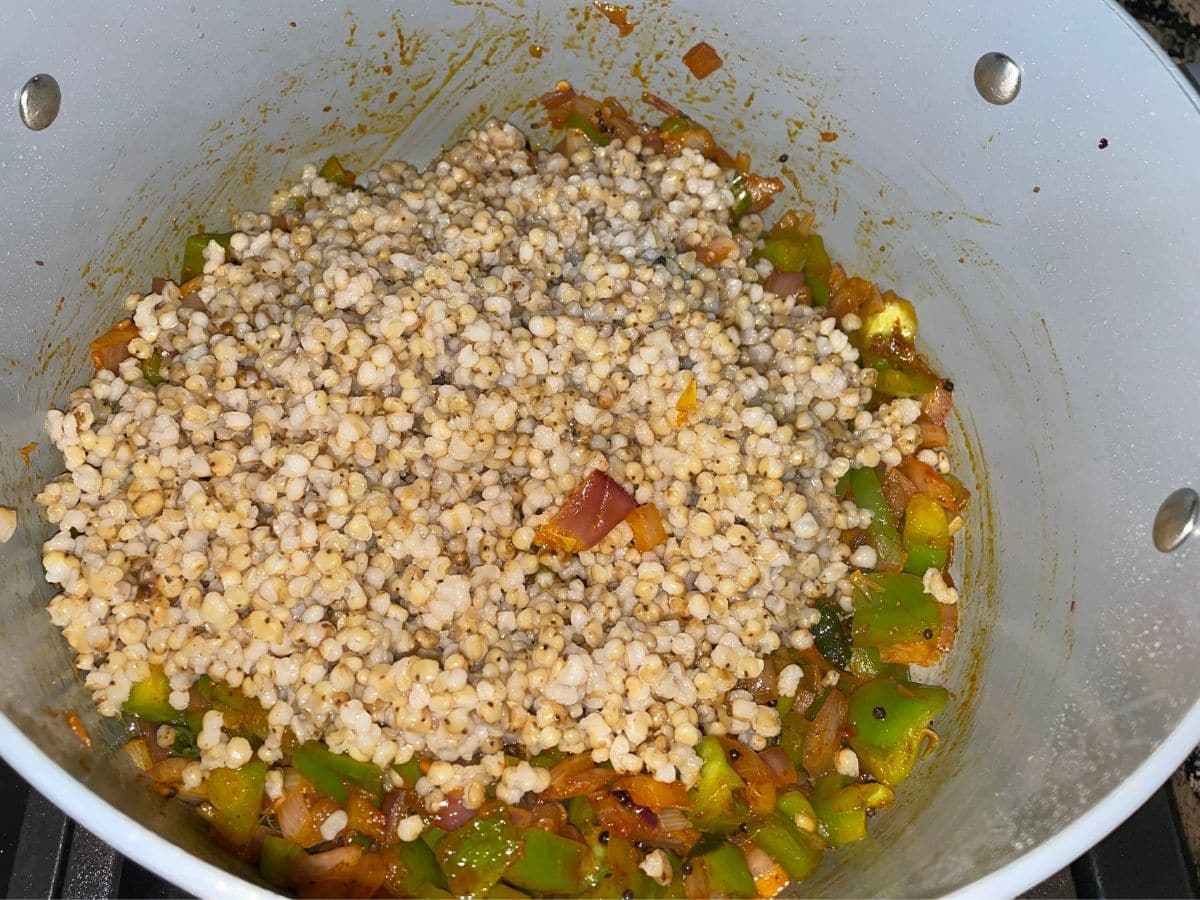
[[0, 1, 1197, 896]]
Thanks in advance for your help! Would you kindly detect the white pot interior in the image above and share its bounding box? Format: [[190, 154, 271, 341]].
[[1, 1, 1199, 896]]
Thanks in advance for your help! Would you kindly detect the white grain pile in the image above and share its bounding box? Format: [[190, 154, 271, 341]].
[[37, 120, 924, 809]]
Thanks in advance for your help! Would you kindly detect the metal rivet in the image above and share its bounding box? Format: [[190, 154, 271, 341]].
[[974, 52, 1021, 105], [1153, 488, 1199, 553], [18, 74, 61, 131]]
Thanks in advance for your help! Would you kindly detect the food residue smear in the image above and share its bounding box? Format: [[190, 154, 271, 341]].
[[64, 711, 92, 750], [593, 1, 635, 36], [683, 41, 723, 79], [529, 43, 546, 58], [18, 441, 37, 465], [820, 131, 839, 143]]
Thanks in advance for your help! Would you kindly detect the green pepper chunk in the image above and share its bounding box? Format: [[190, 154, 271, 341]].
[[486, 884, 530, 898], [746, 817, 824, 883], [810, 601, 851, 668], [204, 759, 268, 846], [688, 736, 748, 833], [902, 494, 951, 574], [757, 234, 809, 272], [811, 773, 894, 847], [860, 292, 917, 345], [874, 367, 942, 398], [686, 841, 756, 899], [423, 826, 448, 849], [851, 573, 941, 651], [579, 830, 664, 899], [846, 467, 906, 571], [393, 756, 423, 787], [291, 741, 384, 805], [259, 834, 304, 889], [318, 154, 356, 189], [180, 231, 234, 283], [848, 645, 883, 678], [435, 809, 521, 896], [505, 827, 592, 895], [140, 352, 166, 386], [527, 748, 567, 768], [123, 666, 182, 723], [846, 677, 949, 787], [804, 234, 833, 307], [564, 113, 612, 146], [659, 114, 700, 138], [383, 838, 450, 896], [567, 795, 598, 829], [729, 173, 751, 219]]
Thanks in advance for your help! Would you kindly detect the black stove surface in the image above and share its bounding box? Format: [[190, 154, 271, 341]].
[[0, 756, 1193, 899]]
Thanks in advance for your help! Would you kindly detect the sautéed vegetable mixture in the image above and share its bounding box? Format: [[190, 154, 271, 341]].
[[38, 86, 967, 898]]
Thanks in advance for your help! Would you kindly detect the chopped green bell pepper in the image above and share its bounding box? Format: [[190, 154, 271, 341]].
[[860, 292, 917, 345], [486, 884, 530, 898], [746, 817, 824, 883], [811, 773, 894, 848], [435, 809, 521, 896], [775, 790, 818, 829], [393, 756, 424, 787], [688, 736, 748, 834], [729, 173, 751, 219], [848, 645, 883, 678], [804, 234, 832, 307], [564, 113, 612, 146], [851, 573, 941, 654], [193, 675, 268, 742], [578, 829, 664, 899], [757, 234, 809, 272], [567, 795, 598, 829], [527, 748, 567, 768], [874, 367, 941, 399], [847, 677, 949, 787], [259, 834, 304, 889], [318, 154, 356, 189], [291, 741, 384, 805], [687, 840, 756, 899], [505, 827, 592, 895], [902, 494, 951, 574], [180, 231, 234, 283], [384, 838, 450, 896], [123, 666, 182, 723], [846, 467, 906, 571], [204, 759, 267, 846], [811, 601, 851, 669], [140, 352, 166, 386]]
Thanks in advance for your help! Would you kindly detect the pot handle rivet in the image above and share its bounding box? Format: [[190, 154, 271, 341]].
[[974, 52, 1021, 105], [18, 74, 61, 131], [1153, 488, 1199, 552]]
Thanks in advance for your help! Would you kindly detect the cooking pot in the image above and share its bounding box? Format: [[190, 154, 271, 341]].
[[1, 0, 1198, 896]]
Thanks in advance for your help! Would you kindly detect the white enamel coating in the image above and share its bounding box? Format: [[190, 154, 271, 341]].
[[0, 1, 1197, 896]]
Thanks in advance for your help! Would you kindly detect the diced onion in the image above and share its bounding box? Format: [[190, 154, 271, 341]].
[[534, 469, 637, 553]]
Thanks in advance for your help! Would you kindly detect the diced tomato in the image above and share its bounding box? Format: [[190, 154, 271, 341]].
[[614, 774, 689, 811], [89, 319, 138, 373], [682, 41, 723, 79], [626, 503, 668, 552]]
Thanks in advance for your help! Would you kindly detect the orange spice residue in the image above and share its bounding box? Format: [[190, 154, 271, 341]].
[[529, 43, 546, 58], [64, 711, 92, 751], [820, 130, 839, 142], [18, 442, 36, 465], [682, 41, 723, 79], [593, 1, 634, 36]]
